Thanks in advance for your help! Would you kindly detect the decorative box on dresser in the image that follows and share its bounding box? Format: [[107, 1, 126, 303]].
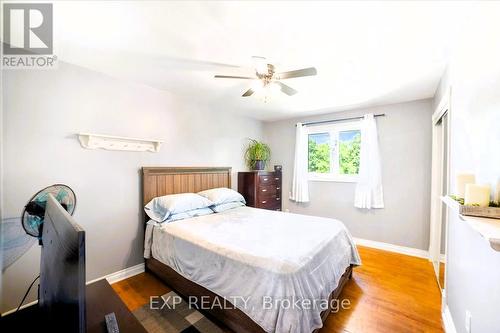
[[238, 171, 282, 211]]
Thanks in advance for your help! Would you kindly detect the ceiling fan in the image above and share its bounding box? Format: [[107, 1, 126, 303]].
[[214, 56, 317, 97]]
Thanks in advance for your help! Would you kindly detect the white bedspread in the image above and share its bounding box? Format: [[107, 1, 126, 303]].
[[146, 206, 361, 333]]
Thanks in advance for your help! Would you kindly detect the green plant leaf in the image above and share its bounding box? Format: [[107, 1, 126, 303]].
[[244, 139, 271, 169]]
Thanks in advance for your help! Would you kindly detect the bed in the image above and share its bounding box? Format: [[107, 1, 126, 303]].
[[142, 167, 361, 333]]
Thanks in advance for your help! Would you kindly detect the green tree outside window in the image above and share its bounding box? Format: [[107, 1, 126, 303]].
[[308, 133, 330, 173], [308, 130, 361, 175], [339, 131, 360, 174]]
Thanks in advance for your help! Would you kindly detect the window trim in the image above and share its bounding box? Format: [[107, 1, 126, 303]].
[[306, 121, 361, 183]]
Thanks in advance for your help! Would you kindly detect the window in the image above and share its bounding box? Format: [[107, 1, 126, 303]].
[[307, 121, 361, 182]]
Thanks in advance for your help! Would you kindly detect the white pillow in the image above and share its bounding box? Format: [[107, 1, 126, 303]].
[[144, 193, 213, 223], [197, 187, 246, 206], [211, 201, 245, 213]]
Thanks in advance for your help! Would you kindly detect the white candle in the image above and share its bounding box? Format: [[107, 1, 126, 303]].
[[464, 184, 491, 207], [456, 173, 476, 198]]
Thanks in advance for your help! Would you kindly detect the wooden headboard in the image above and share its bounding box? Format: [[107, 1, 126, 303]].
[[142, 167, 232, 205]]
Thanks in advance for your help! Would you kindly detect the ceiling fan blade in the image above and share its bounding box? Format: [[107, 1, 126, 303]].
[[277, 67, 317, 79], [251, 56, 266, 61], [214, 75, 254, 79], [242, 88, 255, 97], [276, 82, 298, 96]]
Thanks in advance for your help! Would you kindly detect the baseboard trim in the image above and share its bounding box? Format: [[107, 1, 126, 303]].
[[2, 262, 145, 317], [1, 300, 39, 316], [442, 305, 458, 333], [87, 262, 145, 285], [353, 237, 429, 259]]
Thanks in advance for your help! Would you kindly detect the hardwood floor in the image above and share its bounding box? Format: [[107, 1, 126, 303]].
[[323, 246, 443, 333], [112, 270, 171, 312], [439, 263, 445, 290], [112, 246, 443, 333]]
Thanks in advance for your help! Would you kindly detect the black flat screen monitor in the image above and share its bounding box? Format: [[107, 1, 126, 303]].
[[39, 194, 86, 332]]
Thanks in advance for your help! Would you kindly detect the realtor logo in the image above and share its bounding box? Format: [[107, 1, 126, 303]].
[[3, 3, 53, 54], [2, 3, 56, 68]]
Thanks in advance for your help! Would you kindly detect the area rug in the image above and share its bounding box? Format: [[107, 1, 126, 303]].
[[133, 291, 225, 333]]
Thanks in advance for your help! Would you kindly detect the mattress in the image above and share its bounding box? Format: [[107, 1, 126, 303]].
[[145, 206, 361, 333]]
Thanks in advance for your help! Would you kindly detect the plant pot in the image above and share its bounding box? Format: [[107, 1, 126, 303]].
[[253, 160, 265, 170]]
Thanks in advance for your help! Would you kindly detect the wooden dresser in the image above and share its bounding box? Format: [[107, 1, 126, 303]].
[[238, 171, 282, 211]]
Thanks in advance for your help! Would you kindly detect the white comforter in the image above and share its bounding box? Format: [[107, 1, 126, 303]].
[[145, 206, 361, 333]]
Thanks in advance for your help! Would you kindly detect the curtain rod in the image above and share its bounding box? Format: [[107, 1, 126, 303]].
[[299, 113, 386, 127]]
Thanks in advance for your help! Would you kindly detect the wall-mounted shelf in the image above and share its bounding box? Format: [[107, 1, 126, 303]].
[[442, 196, 500, 252], [78, 133, 163, 152]]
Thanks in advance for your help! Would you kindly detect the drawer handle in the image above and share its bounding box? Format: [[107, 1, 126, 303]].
[[263, 178, 268, 181], [276, 197, 281, 201], [276, 187, 280, 190], [275, 177, 280, 180], [262, 200, 267, 204], [262, 189, 267, 192]]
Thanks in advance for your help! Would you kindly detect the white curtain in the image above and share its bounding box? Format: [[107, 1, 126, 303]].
[[290, 123, 309, 202], [354, 114, 384, 209]]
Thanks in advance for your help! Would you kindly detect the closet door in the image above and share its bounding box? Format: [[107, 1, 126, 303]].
[[429, 95, 450, 293]]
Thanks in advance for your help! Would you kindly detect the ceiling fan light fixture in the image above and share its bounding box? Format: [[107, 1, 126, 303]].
[[251, 80, 264, 92], [215, 56, 317, 98]]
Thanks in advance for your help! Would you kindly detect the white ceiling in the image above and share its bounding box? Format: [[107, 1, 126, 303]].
[[51, 1, 492, 121]]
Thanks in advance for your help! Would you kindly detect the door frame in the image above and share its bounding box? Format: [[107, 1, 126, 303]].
[[429, 87, 451, 290]]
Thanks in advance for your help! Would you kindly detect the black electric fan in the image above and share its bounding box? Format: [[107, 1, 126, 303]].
[[21, 184, 77, 242]]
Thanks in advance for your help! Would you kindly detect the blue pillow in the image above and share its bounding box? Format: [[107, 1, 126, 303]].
[[166, 207, 214, 222], [144, 193, 213, 223], [211, 201, 245, 213]]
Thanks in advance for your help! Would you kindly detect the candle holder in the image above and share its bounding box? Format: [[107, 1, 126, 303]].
[[449, 195, 500, 220]]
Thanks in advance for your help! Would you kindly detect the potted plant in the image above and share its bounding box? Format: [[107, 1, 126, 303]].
[[244, 139, 271, 171]]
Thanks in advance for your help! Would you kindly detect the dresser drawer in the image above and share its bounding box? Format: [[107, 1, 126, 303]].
[[259, 174, 281, 185], [256, 195, 281, 208], [257, 184, 280, 196], [257, 198, 281, 211]]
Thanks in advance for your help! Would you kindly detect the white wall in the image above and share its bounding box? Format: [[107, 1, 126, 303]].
[[1, 61, 263, 312], [263, 99, 433, 250], [438, 14, 500, 333]]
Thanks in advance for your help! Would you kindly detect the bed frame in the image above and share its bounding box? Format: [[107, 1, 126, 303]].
[[142, 167, 353, 333]]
